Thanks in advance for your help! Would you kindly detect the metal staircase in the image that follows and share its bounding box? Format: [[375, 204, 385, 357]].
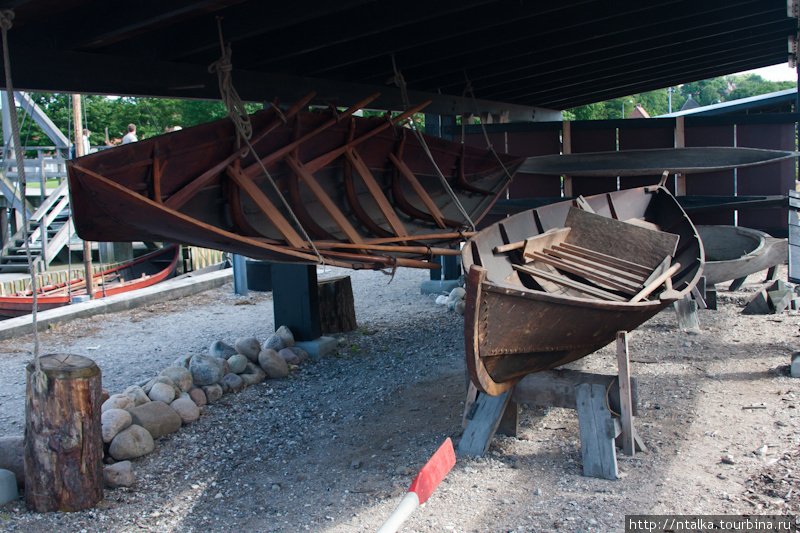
[[0, 179, 73, 273]]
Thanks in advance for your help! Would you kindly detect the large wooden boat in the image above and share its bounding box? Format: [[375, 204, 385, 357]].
[[67, 93, 523, 270], [0, 245, 180, 318], [463, 185, 704, 395], [697, 225, 787, 286]]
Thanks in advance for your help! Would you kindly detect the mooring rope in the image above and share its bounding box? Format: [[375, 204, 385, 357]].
[[209, 18, 323, 265], [0, 9, 46, 392], [390, 55, 476, 232]]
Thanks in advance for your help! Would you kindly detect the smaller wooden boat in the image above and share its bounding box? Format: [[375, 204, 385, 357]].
[[463, 184, 704, 395], [0, 245, 180, 318], [519, 147, 800, 177], [697, 225, 787, 286]]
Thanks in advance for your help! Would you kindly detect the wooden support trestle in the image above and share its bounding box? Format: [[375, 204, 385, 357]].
[[458, 330, 646, 480]]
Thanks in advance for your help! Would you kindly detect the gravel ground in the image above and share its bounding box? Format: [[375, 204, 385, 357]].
[[0, 264, 798, 532]]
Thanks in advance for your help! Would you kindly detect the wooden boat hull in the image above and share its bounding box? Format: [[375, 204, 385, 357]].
[[463, 185, 704, 395], [67, 97, 523, 270], [698, 225, 788, 286], [0, 245, 180, 318], [519, 147, 800, 177]]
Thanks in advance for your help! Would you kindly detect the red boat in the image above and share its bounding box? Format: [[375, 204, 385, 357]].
[[0, 245, 180, 318]]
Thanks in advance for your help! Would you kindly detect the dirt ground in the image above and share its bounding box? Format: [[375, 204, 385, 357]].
[[0, 265, 798, 533]]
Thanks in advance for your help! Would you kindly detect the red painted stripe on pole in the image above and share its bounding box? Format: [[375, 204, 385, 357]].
[[407, 438, 456, 504]]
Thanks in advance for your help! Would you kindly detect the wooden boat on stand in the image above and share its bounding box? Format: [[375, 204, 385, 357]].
[[697, 225, 788, 286], [463, 183, 704, 395], [67, 92, 524, 270], [0, 244, 180, 318]]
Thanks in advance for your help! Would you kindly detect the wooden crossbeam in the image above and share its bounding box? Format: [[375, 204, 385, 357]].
[[284, 155, 364, 245], [225, 165, 307, 249], [512, 263, 627, 302], [345, 148, 408, 238], [389, 153, 447, 229], [243, 93, 381, 180], [164, 92, 316, 210], [527, 251, 640, 295]]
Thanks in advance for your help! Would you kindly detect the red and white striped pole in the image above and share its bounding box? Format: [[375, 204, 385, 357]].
[[377, 438, 456, 533]]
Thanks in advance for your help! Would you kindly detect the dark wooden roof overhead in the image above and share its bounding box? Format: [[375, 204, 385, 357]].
[[0, 0, 796, 117]]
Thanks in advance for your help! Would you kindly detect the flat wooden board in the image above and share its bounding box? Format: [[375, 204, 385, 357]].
[[457, 389, 512, 457]]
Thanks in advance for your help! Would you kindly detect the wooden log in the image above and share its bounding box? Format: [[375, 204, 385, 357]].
[[24, 354, 103, 512], [318, 276, 357, 334]]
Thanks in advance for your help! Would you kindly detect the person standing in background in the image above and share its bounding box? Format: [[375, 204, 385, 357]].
[[122, 124, 137, 144]]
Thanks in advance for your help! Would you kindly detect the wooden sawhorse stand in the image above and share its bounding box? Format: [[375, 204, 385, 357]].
[[458, 331, 646, 480]]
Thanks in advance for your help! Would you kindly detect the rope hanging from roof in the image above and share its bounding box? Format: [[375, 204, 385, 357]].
[[0, 8, 46, 393], [390, 55, 476, 233], [209, 18, 324, 265]]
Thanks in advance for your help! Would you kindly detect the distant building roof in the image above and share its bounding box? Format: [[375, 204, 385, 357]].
[[680, 95, 701, 112], [659, 88, 796, 117], [628, 103, 650, 119]]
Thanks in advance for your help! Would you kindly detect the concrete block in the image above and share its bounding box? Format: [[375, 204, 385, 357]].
[[295, 336, 337, 361], [742, 289, 770, 315], [705, 287, 718, 311], [0, 469, 19, 505], [792, 353, 800, 379], [768, 290, 793, 314], [420, 279, 461, 295]]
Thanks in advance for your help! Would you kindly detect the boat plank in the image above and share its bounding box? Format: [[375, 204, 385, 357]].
[[389, 153, 447, 229], [345, 148, 408, 238], [520, 228, 571, 258], [527, 251, 640, 295], [555, 243, 652, 277], [512, 263, 626, 302], [540, 247, 648, 285]]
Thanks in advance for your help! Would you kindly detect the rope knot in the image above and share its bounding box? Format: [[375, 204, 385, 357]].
[[0, 10, 14, 32]]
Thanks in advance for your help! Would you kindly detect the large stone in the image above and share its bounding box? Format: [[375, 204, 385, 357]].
[[447, 287, 466, 303], [101, 409, 133, 444], [148, 382, 176, 404], [188, 386, 207, 406], [275, 325, 295, 348], [171, 355, 193, 368], [234, 337, 262, 362], [240, 363, 266, 386], [221, 373, 244, 392], [170, 397, 200, 424], [124, 385, 150, 407], [792, 353, 800, 379], [0, 468, 18, 505], [144, 376, 182, 398], [202, 384, 223, 404], [227, 354, 249, 374], [0, 436, 23, 488], [109, 425, 155, 461], [258, 349, 289, 379], [103, 461, 135, 488], [189, 354, 226, 386], [263, 334, 285, 352], [159, 366, 193, 392], [102, 394, 134, 413], [100, 388, 110, 404], [289, 346, 309, 362], [279, 348, 300, 365], [128, 401, 182, 439], [209, 340, 237, 359]]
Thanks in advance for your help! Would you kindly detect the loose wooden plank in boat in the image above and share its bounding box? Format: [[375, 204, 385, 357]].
[[541, 247, 648, 285], [225, 165, 307, 249], [389, 153, 447, 229], [554, 243, 652, 278], [527, 251, 641, 295], [564, 207, 678, 269], [284, 155, 364, 245], [512, 263, 627, 302], [520, 228, 571, 258], [164, 92, 317, 210], [152, 141, 163, 203], [345, 148, 408, 238], [629, 262, 681, 303]]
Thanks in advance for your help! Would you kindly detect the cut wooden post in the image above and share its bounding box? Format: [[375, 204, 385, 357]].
[[496, 400, 518, 437], [576, 383, 618, 480], [457, 389, 512, 456], [615, 331, 635, 456], [24, 354, 103, 512], [674, 294, 700, 330], [317, 275, 356, 334]]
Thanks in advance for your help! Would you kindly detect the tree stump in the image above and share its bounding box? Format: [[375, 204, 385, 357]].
[[318, 276, 357, 334], [24, 354, 103, 512]]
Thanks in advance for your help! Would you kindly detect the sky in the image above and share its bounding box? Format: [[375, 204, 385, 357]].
[[733, 63, 798, 82]]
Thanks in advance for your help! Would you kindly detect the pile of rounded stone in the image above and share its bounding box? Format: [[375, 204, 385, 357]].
[[434, 287, 467, 315], [99, 325, 306, 489]]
